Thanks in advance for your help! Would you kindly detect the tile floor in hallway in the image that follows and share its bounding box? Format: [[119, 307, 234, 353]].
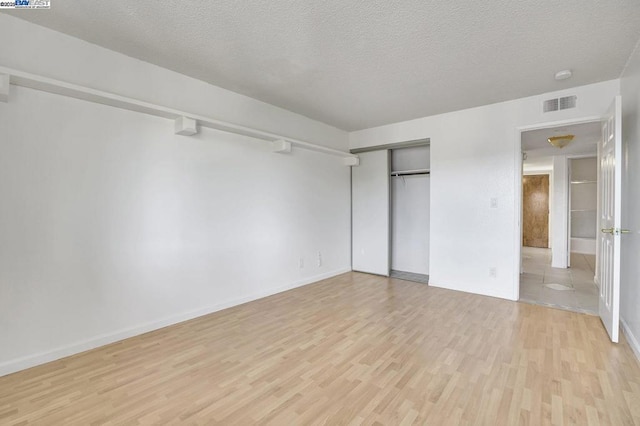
[[520, 246, 599, 315]]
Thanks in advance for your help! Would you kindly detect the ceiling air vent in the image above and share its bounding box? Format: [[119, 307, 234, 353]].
[[543, 98, 559, 112], [543, 95, 577, 113], [559, 95, 577, 110]]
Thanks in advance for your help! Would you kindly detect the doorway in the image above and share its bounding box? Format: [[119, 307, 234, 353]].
[[518, 121, 600, 314]]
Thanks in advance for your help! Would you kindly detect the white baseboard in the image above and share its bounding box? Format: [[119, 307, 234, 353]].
[[429, 280, 514, 301], [621, 317, 640, 363], [0, 268, 351, 377]]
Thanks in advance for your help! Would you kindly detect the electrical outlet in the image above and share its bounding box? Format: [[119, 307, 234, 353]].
[[489, 267, 497, 278], [317, 251, 322, 267], [299, 258, 304, 268]]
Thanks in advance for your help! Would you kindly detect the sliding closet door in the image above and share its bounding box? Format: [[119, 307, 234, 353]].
[[352, 150, 390, 276]]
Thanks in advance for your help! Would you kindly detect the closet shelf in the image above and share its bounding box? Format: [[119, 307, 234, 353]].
[[0, 66, 358, 161], [571, 234, 597, 239], [390, 168, 430, 177]]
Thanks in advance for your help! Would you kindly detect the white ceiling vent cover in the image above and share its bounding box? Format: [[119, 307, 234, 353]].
[[559, 95, 577, 110], [543, 98, 559, 112], [544, 96, 576, 113]]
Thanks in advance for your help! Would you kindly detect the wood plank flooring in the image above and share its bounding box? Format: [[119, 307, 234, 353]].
[[1, 272, 640, 425]]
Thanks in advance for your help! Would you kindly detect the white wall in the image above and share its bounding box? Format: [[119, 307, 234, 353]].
[[350, 80, 619, 300], [551, 155, 569, 267], [391, 146, 430, 274], [620, 42, 640, 360], [0, 18, 351, 376]]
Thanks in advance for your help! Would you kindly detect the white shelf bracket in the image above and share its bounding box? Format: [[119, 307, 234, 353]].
[[344, 156, 360, 167], [272, 139, 292, 154], [0, 73, 9, 102], [174, 116, 198, 136]]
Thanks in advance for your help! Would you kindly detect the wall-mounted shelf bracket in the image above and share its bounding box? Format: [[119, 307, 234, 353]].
[[174, 116, 198, 136], [272, 139, 292, 154], [344, 157, 360, 167]]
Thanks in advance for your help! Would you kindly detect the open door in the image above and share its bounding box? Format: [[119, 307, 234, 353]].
[[598, 96, 622, 342], [352, 150, 390, 276]]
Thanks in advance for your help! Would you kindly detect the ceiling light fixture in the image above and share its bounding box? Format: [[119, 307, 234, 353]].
[[555, 70, 572, 81], [548, 134, 574, 149]]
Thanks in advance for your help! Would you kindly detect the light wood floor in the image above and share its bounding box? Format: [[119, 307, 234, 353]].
[[2, 272, 640, 425]]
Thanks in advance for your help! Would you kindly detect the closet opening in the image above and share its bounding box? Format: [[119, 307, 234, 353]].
[[389, 145, 430, 284], [351, 139, 431, 282]]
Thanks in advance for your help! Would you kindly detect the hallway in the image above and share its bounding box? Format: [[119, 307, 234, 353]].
[[520, 247, 598, 314]]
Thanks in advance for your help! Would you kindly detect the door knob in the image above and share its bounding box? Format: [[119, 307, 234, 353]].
[[601, 228, 614, 234], [620, 229, 631, 234]]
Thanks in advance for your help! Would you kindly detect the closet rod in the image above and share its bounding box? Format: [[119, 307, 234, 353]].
[[390, 170, 430, 177]]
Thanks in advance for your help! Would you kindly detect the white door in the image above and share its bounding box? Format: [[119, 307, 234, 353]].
[[598, 96, 622, 343], [352, 150, 389, 276], [567, 161, 572, 267]]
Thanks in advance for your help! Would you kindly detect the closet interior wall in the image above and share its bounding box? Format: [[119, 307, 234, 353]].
[[391, 146, 431, 276]]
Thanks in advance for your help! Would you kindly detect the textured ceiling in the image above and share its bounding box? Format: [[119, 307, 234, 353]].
[[522, 121, 600, 158], [4, 1, 640, 131]]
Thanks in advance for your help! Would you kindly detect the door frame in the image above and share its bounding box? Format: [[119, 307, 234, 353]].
[[513, 116, 602, 300]]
